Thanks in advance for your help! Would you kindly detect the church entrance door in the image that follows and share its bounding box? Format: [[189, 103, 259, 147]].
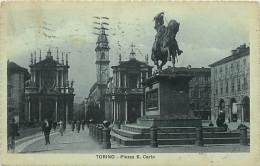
[[42, 98, 55, 121]]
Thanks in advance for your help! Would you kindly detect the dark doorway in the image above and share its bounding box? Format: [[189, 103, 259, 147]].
[[42, 99, 55, 121], [128, 101, 140, 123], [242, 96, 250, 122], [230, 98, 237, 122]]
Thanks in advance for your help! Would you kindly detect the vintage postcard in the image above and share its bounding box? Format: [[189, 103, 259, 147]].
[[0, 1, 260, 166]]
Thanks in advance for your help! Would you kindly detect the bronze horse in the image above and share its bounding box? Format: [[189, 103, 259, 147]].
[[151, 13, 183, 70]]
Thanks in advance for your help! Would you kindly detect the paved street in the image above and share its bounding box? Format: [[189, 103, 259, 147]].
[[17, 127, 249, 153]]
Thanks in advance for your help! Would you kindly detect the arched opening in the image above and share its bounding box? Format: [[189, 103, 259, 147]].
[[242, 96, 250, 122], [230, 98, 237, 122]]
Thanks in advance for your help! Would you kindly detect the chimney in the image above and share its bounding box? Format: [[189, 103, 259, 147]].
[[56, 48, 59, 62], [39, 50, 42, 61], [231, 49, 237, 55], [145, 54, 149, 64], [34, 51, 36, 64], [119, 54, 121, 63], [30, 53, 33, 64]]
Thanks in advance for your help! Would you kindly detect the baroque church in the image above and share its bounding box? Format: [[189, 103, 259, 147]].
[[25, 49, 75, 125]]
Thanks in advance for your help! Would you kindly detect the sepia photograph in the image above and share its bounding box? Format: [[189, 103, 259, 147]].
[[0, 1, 260, 166]]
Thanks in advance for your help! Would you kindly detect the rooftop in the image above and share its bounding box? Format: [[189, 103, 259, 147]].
[[7, 61, 30, 79], [209, 44, 249, 67], [112, 58, 153, 69]]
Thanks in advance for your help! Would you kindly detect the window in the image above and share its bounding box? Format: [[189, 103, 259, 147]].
[[101, 52, 105, 59], [231, 79, 235, 92], [244, 76, 248, 90], [225, 65, 228, 74], [231, 64, 233, 74], [226, 81, 229, 93], [237, 62, 240, 72], [220, 81, 223, 95], [215, 84, 218, 95], [238, 78, 241, 91]]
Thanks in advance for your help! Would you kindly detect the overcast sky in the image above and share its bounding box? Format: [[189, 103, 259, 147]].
[[5, 2, 251, 103]]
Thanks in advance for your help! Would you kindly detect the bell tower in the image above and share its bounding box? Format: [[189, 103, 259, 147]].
[[95, 24, 110, 86]]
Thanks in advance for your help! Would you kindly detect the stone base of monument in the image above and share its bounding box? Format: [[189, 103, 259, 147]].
[[111, 67, 243, 146], [136, 115, 202, 127], [111, 124, 241, 146], [140, 67, 202, 128]]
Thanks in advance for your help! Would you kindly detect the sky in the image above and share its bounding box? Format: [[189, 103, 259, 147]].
[[4, 2, 251, 103]]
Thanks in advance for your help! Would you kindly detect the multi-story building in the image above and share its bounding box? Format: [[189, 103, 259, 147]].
[[7, 61, 30, 124], [86, 26, 110, 122], [25, 49, 75, 124], [188, 67, 211, 120], [209, 44, 250, 126], [105, 48, 152, 124]]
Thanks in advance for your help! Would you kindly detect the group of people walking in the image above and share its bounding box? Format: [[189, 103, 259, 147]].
[[42, 119, 86, 145], [7, 118, 87, 152], [41, 119, 65, 145], [71, 120, 86, 133]]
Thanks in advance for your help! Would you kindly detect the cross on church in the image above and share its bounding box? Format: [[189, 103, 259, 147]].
[[129, 43, 136, 59], [130, 43, 135, 51]]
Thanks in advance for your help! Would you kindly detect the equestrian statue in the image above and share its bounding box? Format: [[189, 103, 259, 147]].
[[151, 12, 183, 70]]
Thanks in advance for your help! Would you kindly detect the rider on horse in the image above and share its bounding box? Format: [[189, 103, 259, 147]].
[[151, 12, 183, 70]]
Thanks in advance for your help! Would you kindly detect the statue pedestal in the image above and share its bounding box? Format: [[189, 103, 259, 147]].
[[138, 68, 201, 127]]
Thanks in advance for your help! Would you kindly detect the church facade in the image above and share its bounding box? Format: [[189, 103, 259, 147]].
[[25, 49, 75, 124], [105, 48, 152, 124]]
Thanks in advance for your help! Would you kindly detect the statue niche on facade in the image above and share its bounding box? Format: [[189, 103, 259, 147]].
[[151, 12, 183, 70]]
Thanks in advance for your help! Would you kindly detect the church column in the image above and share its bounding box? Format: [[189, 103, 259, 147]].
[[28, 98, 31, 121], [56, 70, 59, 87], [140, 100, 144, 117], [116, 71, 119, 87], [61, 70, 64, 87], [137, 75, 139, 88], [65, 102, 68, 124], [124, 73, 127, 88], [119, 71, 121, 88], [55, 99, 58, 122], [32, 70, 35, 83], [125, 98, 128, 123], [117, 102, 119, 121], [115, 101, 117, 121], [39, 99, 42, 121], [112, 99, 115, 123], [140, 72, 143, 88]]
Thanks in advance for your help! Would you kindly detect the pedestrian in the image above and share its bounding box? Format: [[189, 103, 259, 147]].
[[8, 118, 19, 153], [71, 120, 75, 132], [76, 120, 81, 133], [58, 120, 64, 136], [43, 119, 51, 145], [53, 121, 57, 131], [81, 120, 85, 130]]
